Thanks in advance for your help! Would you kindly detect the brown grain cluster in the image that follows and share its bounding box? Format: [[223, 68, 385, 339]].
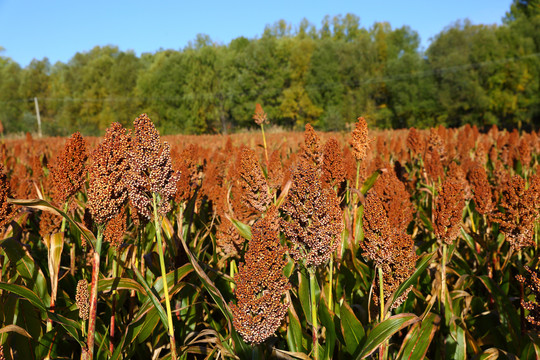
[[300, 124, 322, 166], [238, 146, 271, 213], [200, 150, 229, 217], [467, 163, 494, 215], [104, 208, 126, 248], [490, 175, 538, 251], [517, 266, 540, 328], [267, 150, 284, 192], [406, 127, 426, 156], [280, 157, 344, 267], [372, 169, 414, 231], [349, 117, 370, 162], [174, 144, 201, 203], [0, 164, 14, 229], [231, 209, 291, 344], [39, 211, 62, 237], [126, 114, 180, 220], [49, 132, 88, 205], [252, 103, 268, 126], [321, 137, 345, 188], [433, 179, 465, 244], [216, 219, 245, 257], [87, 123, 131, 225], [362, 192, 417, 309], [76, 279, 90, 320]]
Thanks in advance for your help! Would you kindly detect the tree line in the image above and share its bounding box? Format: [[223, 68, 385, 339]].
[[0, 0, 539, 135]]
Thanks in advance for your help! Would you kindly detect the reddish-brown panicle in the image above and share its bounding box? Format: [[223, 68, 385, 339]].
[[433, 179, 465, 244], [280, 157, 344, 267], [76, 279, 90, 320], [372, 168, 414, 232], [50, 132, 88, 205], [362, 192, 417, 309], [321, 137, 345, 188], [467, 163, 494, 215], [126, 114, 180, 220], [174, 144, 201, 203], [0, 164, 14, 229], [216, 219, 245, 257], [104, 208, 126, 248], [406, 127, 426, 156], [238, 146, 271, 213], [87, 122, 131, 225], [253, 103, 268, 126], [300, 124, 322, 167], [231, 208, 291, 344], [490, 175, 538, 251], [517, 266, 540, 328], [349, 117, 370, 162]]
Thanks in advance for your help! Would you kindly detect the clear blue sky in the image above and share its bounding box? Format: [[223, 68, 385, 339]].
[[0, 0, 513, 67]]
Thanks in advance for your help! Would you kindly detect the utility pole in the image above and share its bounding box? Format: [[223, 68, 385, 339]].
[[34, 97, 42, 137]]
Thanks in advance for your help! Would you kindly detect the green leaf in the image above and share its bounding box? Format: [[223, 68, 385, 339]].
[[319, 296, 336, 360], [287, 307, 305, 353], [132, 267, 169, 332], [0, 237, 49, 301], [478, 348, 503, 360], [521, 341, 540, 360], [0, 282, 47, 311], [8, 198, 96, 248], [360, 169, 382, 195], [387, 252, 436, 312], [298, 269, 312, 323], [46, 311, 84, 346], [97, 277, 147, 295], [179, 235, 251, 359], [477, 275, 520, 351], [396, 313, 440, 360], [340, 302, 365, 355], [45, 232, 64, 304], [445, 322, 466, 360], [228, 217, 252, 241], [355, 313, 418, 359], [0, 324, 32, 338], [151, 264, 193, 296]]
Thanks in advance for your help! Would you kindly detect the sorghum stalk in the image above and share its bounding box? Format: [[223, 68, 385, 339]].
[[110, 255, 117, 355], [86, 225, 104, 360], [352, 161, 361, 242], [310, 269, 319, 360], [328, 254, 334, 311], [378, 267, 388, 360], [261, 123, 269, 169], [440, 244, 447, 314], [378, 266, 385, 322], [153, 193, 177, 360]]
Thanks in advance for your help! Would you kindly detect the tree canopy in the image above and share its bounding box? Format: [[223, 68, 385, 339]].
[[1, 2, 539, 135]]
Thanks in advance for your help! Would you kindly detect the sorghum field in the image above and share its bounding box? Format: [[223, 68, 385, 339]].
[[1, 109, 540, 360]]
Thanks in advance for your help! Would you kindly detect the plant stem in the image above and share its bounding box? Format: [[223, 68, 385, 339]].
[[261, 123, 269, 169], [110, 254, 117, 354], [309, 268, 319, 360], [441, 244, 447, 316], [352, 162, 361, 243], [153, 193, 177, 360], [328, 254, 334, 312], [378, 267, 385, 322], [86, 225, 103, 360], [378, 267, 388, 360]]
